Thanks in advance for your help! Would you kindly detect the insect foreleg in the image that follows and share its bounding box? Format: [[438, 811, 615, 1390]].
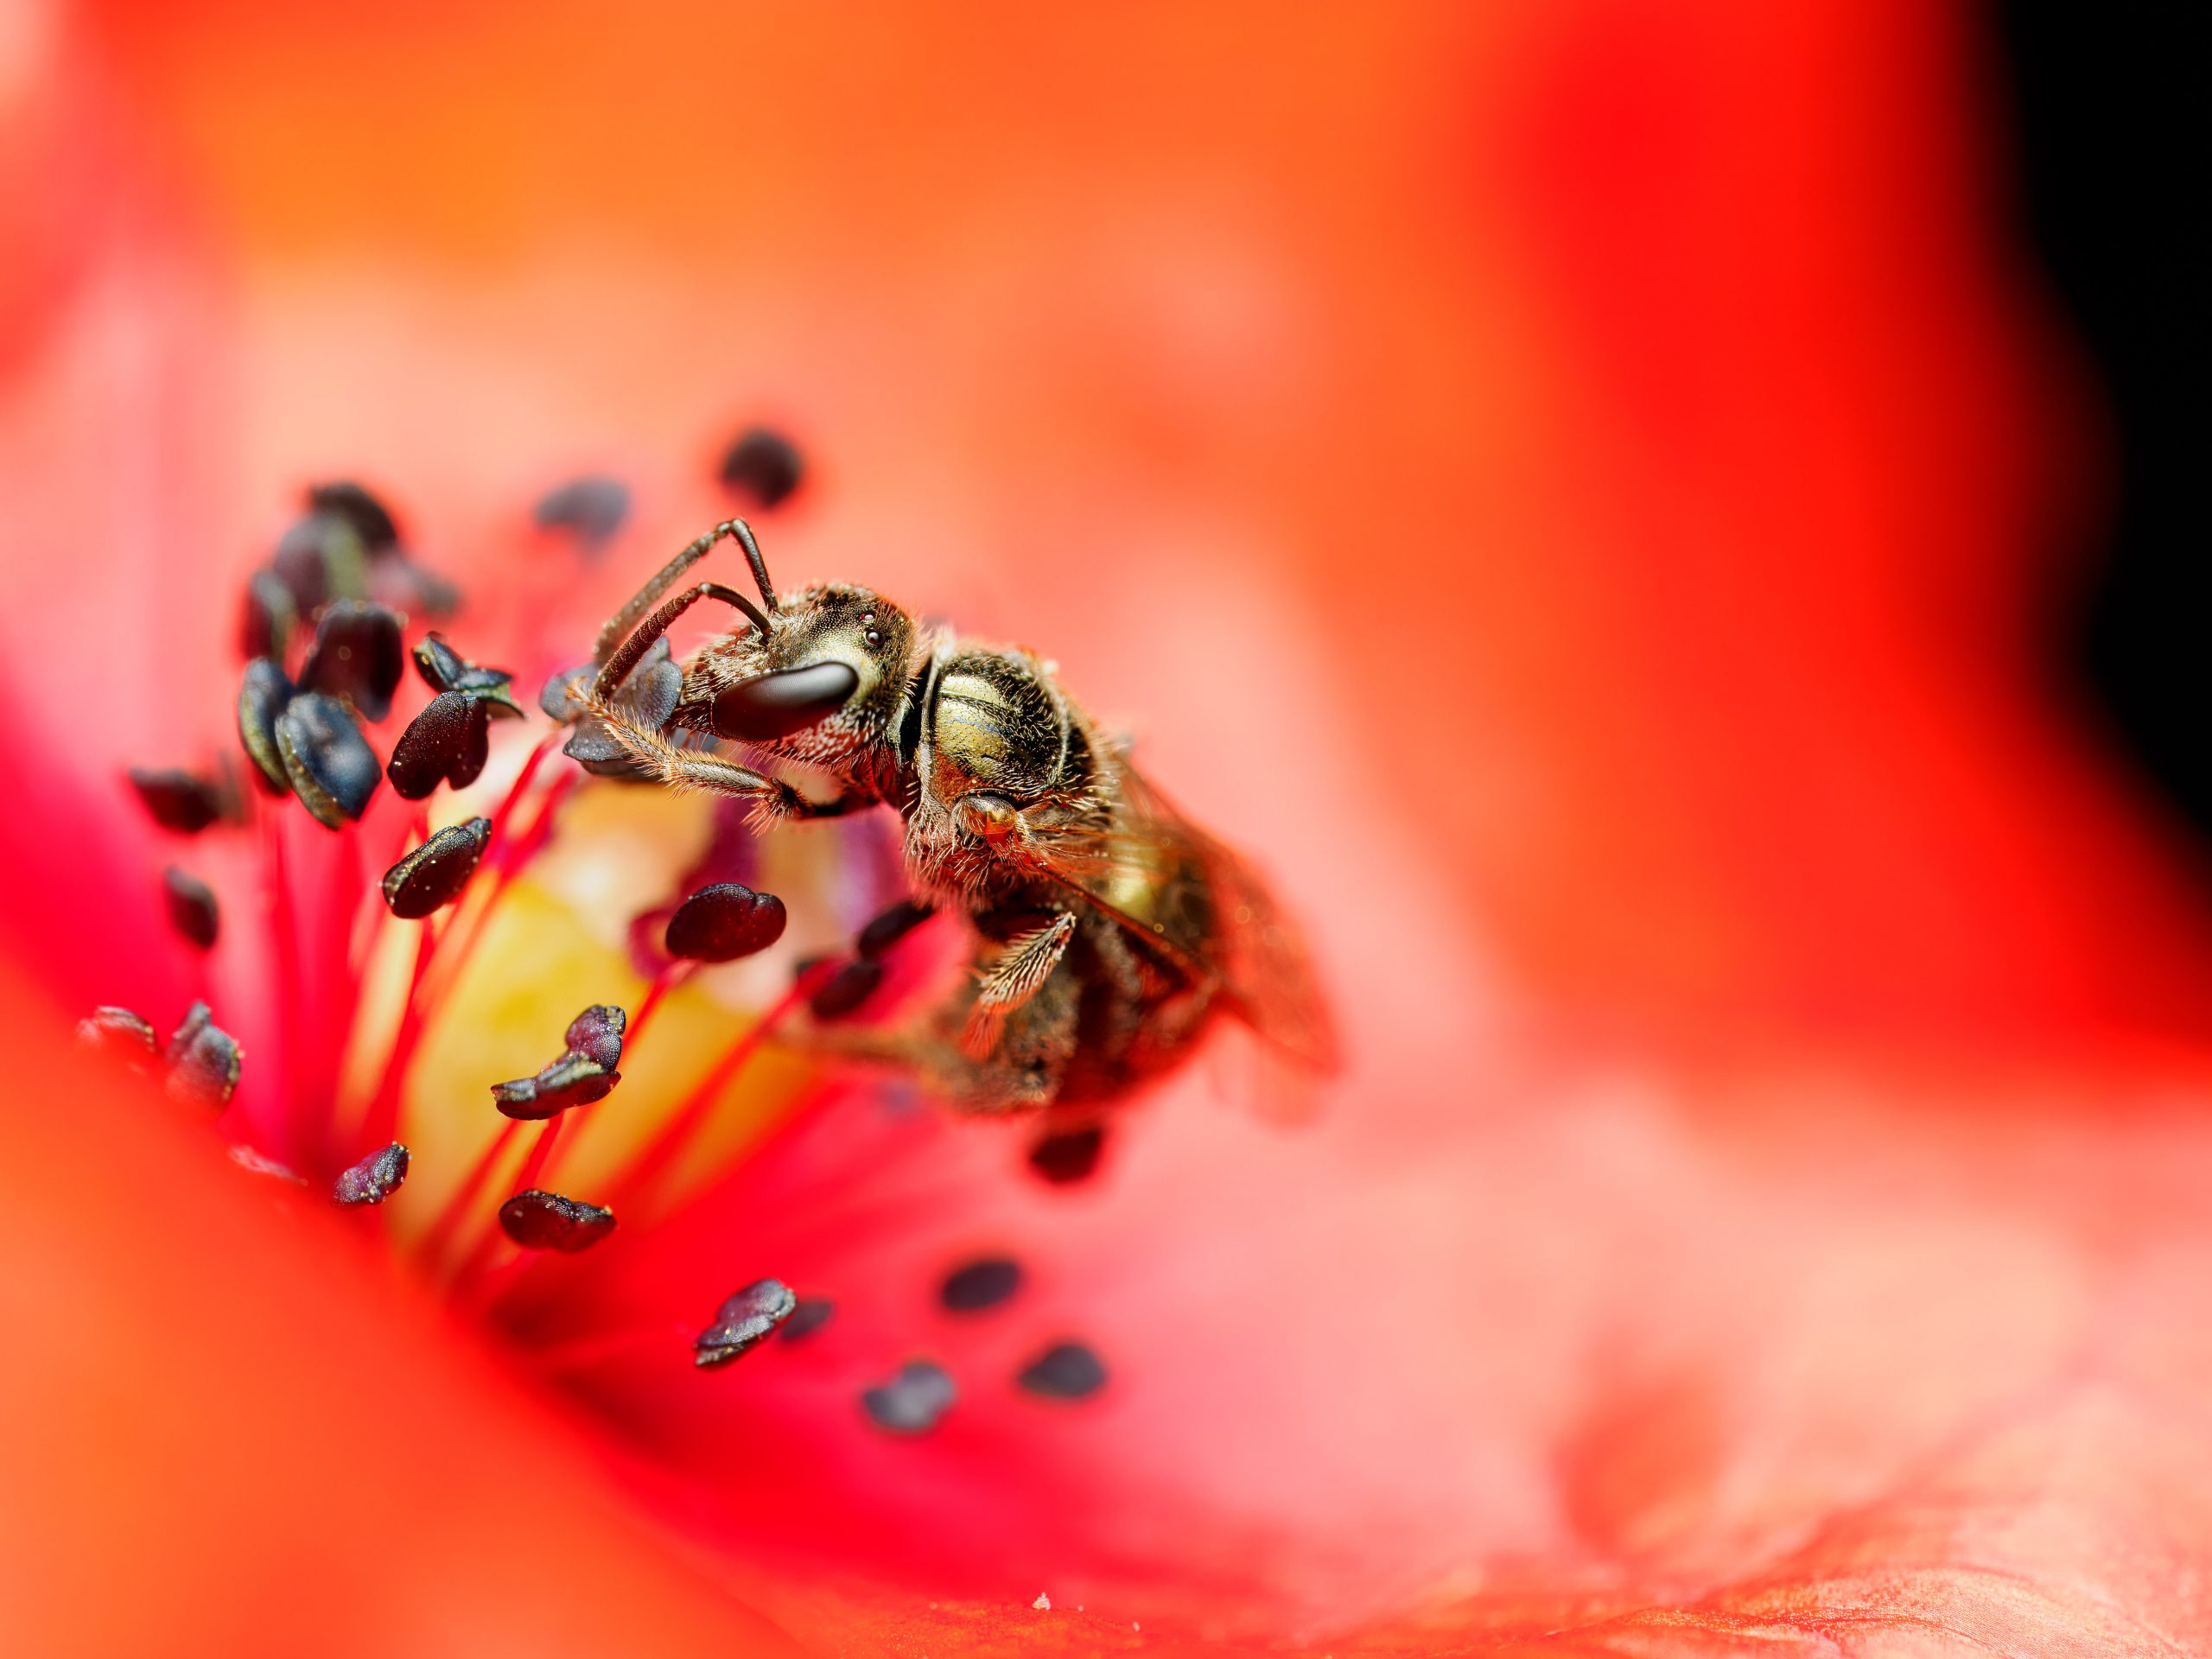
[[572, 686, 826, 822], [793, 1015, 1069, 1116]]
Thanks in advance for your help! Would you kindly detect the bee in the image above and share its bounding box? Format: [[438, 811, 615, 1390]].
[[573, 519, 1336, 1115]]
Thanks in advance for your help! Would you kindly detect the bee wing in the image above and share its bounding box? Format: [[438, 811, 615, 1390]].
[[1034, 760, 1340, 1077]]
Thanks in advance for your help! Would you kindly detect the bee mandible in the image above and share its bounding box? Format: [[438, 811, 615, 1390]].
[[574, 519, 1336, 1115]]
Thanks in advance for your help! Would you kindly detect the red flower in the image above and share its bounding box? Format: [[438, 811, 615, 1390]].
[[5, 3, 2212, 1655]]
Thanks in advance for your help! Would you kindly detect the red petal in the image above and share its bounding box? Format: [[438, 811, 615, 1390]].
[[0, 958, 805, 1656], [10, 1, 2212, 1654]]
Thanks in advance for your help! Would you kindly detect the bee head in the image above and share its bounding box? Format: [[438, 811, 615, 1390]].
[[693, 580, 915, 763]]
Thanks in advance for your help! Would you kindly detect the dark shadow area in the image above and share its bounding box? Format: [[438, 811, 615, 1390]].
[[1992, 3, 2211, 841]]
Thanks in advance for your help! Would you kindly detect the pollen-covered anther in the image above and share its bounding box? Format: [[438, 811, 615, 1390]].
[[861, 1359, 957, 1435], [298, 600, 407, 722], [333, 1142, 410, 1206], [492, 1003, 627, 1119], [563, 1003, 628, 1071], [387, 692, 490, 799], [162, 866, 219, 950], [275, 691, 382, 830], [692, 1278, 798, 1369], [939, 1255, 1023, 1313], [163, 1001, 242, 1109], [127, 766, 237, 835], [664, 882, 788, 963], [411, 633, 525, 717], [77, 1006, 157, 1065], [1016, 1341, 1108, 1401], [380, 817, 492, 918], [498, 1189, 617, 1252]]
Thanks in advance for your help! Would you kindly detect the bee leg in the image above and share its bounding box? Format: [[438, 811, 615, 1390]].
[[786, 1022, 1048, 1114], [960, 912, 1077, 1061], [788, 968, 1079, 1116], [570, 691, 813, 818]]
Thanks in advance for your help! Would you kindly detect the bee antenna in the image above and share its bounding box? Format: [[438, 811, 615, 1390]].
[[702, 582, 773, 636], [729, 518, 779, 613], [594, 517, 779, 664]]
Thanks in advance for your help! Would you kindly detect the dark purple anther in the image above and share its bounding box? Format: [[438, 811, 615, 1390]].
[[938, 1255, 1023, 1313], [128, 767, 229, 835], [270, 513, 343, 615], [275, 692, 381, 829], [241, 568, 297, 663], [492, 1058, 617, 1119], [807, 957, 883, 1021], [861, 1359, 957, 1435], [1015, 1342, 1108, 1402], [386, 691, 490, 799], [664, 883, 788, 963], [379, 817, 492, 918], [334, 1142, 410, 1206], [410, 633, 524, 716], [299, 600, 407, 722], [164, 1001, 242, 1109], [162, 866, 219, 951], [856, 899, 934, 959], [1027, 1122, 1107, 1185], [781, 1297, 835, 1342], [306, 480, 400, 554], [492, 1003, 627, 1119], [498, 1189, 617, 1252], [716, 426, 804, 511], [237, 658, 296, 797], [563, 1005, 628, 1071], [692, 1278, 798, 1369], [534, 475, 631, 546]]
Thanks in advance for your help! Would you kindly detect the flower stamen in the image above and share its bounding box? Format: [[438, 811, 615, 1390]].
[[333, 1141, 410, 1206], [861, 1358, 957, 1435], [496, 1189, 617, 1254]]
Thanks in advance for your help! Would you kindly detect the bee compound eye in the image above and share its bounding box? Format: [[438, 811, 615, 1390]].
[[709, 661, 861, 741]]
